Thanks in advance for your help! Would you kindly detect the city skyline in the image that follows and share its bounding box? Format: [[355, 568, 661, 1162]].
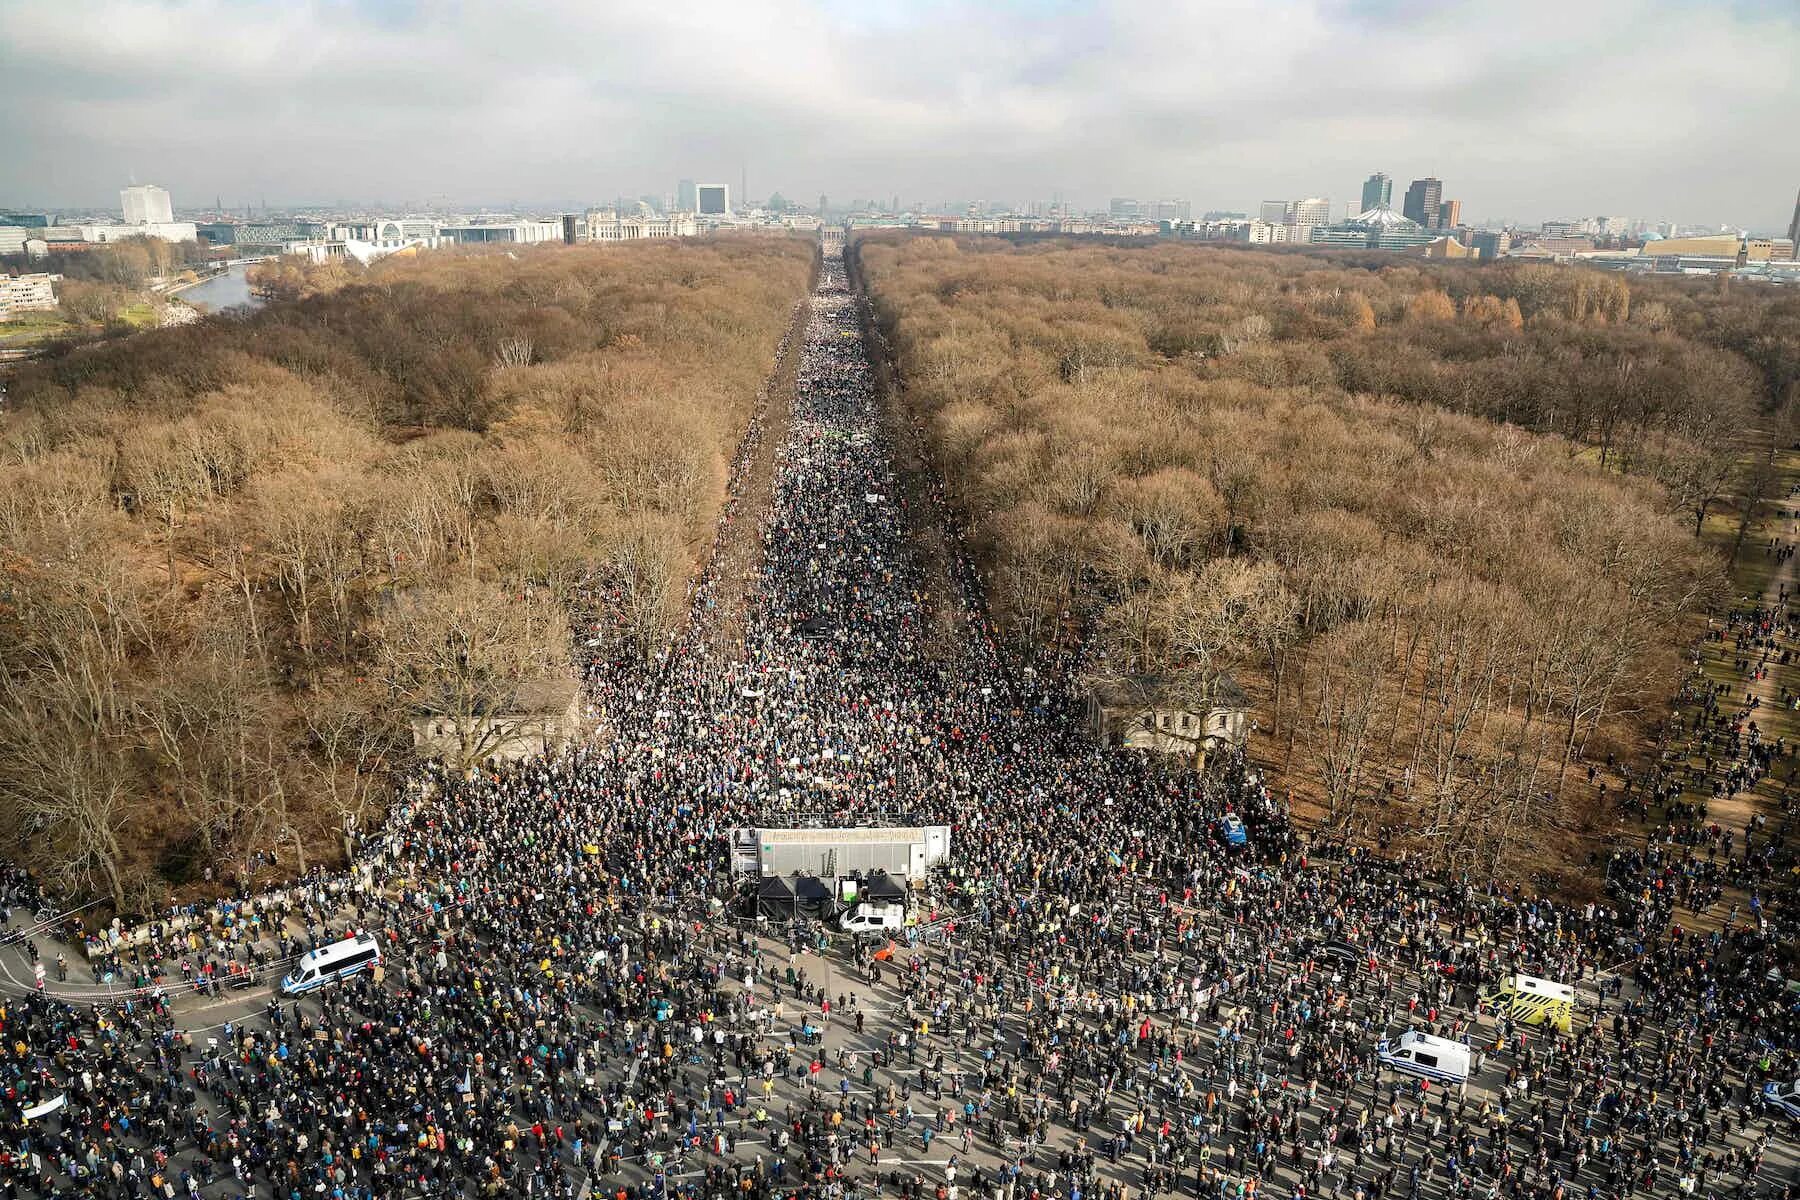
[[2, 0, 1797, 231], [7, 174, 1793, 240], [6, 169, 1787, 244]]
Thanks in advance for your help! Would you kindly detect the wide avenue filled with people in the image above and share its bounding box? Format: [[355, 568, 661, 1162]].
[[0, 251, 1794, 1200]]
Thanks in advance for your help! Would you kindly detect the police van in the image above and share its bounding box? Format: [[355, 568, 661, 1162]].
[[1377, 1031, 1470, 1086], [279, 933, 383, 996], [1481, 973, 1575, 1032], [1761, 1079, 1800, 1122]]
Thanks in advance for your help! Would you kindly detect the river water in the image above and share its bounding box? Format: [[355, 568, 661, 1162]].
[[179, 265, 262, 312]]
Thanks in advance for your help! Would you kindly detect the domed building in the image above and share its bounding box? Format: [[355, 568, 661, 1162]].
[[1349, 204, 1417, 229], [1310, 204, 1435, 250]]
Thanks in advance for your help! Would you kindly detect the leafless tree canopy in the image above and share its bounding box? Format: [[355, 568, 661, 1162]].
[[856, 235, 1754, 879], [375, 579, 571, 772], [0, 238, 813, 904]]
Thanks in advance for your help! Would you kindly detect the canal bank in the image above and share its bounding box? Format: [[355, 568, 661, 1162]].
[[168, 263, 264, 312]]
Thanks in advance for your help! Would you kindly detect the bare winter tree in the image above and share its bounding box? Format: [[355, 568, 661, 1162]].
[[375, 580, 572, 771], [493, 335, 535, 369], [301, 686, 404, 836], [0, 577, 140, 908], [601, 517, 687, 658], [1310, 620, 1390, 830]]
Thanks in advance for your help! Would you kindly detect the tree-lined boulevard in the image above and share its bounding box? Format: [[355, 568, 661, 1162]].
[[0, 243, 1794, 1200]]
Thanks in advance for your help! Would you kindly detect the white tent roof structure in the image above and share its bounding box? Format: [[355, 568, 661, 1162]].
[[1348, 205, 1421, 230]]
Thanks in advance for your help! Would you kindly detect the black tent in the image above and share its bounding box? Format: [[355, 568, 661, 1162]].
[[860, 871, 905, 902], [756, 874, 796, 919], [792, 874, 834, 917]]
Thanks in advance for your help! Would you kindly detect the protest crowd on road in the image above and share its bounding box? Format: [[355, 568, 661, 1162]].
[[0, 253, 1795, 1200]]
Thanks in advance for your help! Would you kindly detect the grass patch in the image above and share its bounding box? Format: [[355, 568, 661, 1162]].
[[0, 310, 72, 345]]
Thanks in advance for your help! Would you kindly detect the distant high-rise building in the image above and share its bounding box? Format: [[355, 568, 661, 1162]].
[[677, 179, 697, 211], [1402, 177, 1442, 228], [696, 184, 730, 216], [121, 184, 173, 225], [1439, 199, 1463, 228], [1289, 197, 1331, 227], [1360, 173, 1392, 212], [1259, 200, 1290, 223], [1789, 188, 1800, 248], [1110, 198, 1143, 219]]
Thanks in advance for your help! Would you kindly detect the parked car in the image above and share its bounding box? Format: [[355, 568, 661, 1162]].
[[1317, 938, 1367, 974]]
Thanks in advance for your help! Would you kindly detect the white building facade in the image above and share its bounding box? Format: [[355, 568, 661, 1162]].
[[79, 222, 198, 244], [121, 185, 174, 226], [437, 220, 562, 245], [0, 273, 61, 320], [373, 218, 442, 246], [585, 211, 699, 241], [1289, 197, 1331, 225]]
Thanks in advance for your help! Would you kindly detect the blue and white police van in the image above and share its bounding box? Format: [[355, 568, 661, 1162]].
[[1762, 1080, 1800, 1122], [279, 933, 382, 996], [1377, 1031, 1470, 1086]]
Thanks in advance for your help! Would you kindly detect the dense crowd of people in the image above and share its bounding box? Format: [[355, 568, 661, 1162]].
[[0, 253, 1795, 1200]]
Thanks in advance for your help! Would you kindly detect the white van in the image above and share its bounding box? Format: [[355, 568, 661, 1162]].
[[837, 901, 906, 934], [1378, 1031, 1470, 1085], [280, 933, 383, 996]]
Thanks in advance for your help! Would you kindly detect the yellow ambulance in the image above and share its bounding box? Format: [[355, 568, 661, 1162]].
[[1482, 973, 1576, 1032]]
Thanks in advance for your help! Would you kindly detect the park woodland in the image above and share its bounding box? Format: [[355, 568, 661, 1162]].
[[1, 233, 1797, 900]]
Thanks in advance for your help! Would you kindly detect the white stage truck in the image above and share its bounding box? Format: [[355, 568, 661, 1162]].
[[730, 825, 951, 880]]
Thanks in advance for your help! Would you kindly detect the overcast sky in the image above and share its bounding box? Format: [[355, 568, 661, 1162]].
[[3, 0, 1796, 229]]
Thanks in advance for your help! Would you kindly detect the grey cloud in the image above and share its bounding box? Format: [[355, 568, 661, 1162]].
[[0, 0, 1794, 228]]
